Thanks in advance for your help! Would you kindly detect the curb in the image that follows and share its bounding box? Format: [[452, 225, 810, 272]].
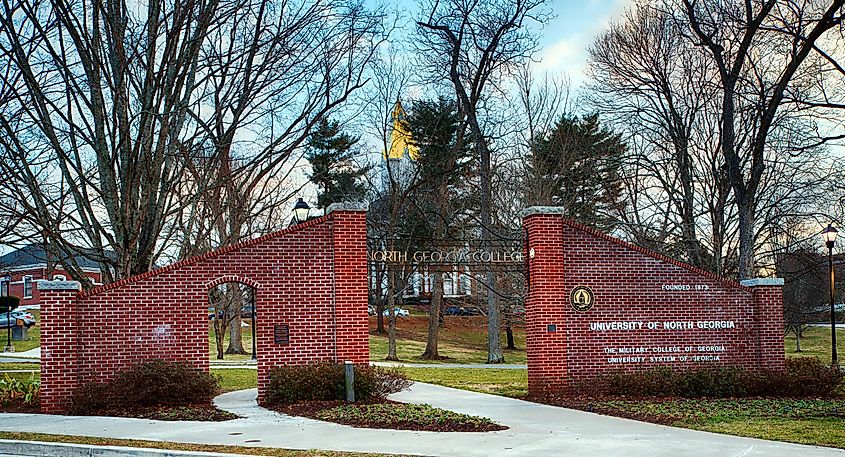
[[0, 439, 258, 457]]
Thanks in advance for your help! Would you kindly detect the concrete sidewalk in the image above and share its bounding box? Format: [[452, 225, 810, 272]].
[[0, 383, 842, 457]]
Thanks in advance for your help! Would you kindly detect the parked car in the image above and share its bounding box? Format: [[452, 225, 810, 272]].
[[240, 304, 255, 319], [382, 307, 409, 318], [444, 305, 482, 316], [0, 311, 36, 329]]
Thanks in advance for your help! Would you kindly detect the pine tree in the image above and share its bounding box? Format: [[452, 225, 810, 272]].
[[526, 113, 625, 230], [306, 118, 370, 208]]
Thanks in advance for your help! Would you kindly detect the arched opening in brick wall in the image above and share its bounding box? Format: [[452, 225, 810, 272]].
[[209, 280, 257, 361]]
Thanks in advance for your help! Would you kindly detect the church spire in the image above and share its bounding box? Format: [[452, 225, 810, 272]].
[[384, 99, 419, 161]]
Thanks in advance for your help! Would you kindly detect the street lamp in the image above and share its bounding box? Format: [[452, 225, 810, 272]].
[[2, 274, 11, 353], [821, 224, 838, 366], [292, 198, 311, 224]]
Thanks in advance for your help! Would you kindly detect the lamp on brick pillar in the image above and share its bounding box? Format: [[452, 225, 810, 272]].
[[292, 198, 311, 225], [821, 223, 838, 366]]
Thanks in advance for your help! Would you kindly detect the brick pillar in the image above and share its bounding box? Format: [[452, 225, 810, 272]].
[[39, 280, 81, 414], [328, 202, 370, 364], [523, 207, 568, 396], [741, 278, 786, 371]]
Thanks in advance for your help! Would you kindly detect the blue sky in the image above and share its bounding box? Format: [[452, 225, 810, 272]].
[[532, 0, 631, 85], [380, 0, 632, 87]]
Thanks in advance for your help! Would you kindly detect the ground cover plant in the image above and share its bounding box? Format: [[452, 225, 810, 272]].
[[69, 359, 236, 421], [0, 373, 39, 413], [314, 402, 505, 432]]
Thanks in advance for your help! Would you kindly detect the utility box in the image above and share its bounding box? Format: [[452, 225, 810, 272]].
[[12, 325, 27, 341]]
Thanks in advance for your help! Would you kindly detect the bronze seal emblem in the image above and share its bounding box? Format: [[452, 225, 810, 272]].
[[570, 286, 595, 312]]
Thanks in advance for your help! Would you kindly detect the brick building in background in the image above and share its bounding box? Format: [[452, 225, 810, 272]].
[[0, 245, 105, 308]]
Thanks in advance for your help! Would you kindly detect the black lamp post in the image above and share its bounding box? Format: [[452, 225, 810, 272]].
[[2, 274, 11, 352], [292, 198, 311, 224], [822, 224, 838, 366]]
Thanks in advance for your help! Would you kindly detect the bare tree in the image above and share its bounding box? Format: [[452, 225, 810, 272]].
[[0, 0, 385, 286], [416, 0, 549, 364], [679, 0, 845, 279]]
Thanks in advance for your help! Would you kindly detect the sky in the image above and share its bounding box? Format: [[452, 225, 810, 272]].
[[531, 0, 632, 87]]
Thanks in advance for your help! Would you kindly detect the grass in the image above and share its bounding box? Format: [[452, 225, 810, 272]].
[[369, 316, 526, 364], [569, 398, 845, 449], [785, 326, 845, 365], [213, 368, 257, 393], [2, 310, 40, 353], [209, 320, 256, 362], [0, 432, 409, 456], [0, 363, 39, 371], [399, 367, 527, 397]]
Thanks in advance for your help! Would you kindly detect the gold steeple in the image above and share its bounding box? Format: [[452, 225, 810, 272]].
[[385, 99, 419, 161]]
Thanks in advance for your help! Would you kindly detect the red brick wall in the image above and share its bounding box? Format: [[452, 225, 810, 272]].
[[523, 209, 785, 396], [39, 208, 369, 413]]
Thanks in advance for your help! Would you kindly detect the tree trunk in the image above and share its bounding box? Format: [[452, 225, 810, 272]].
[[795, 324, 802, 352], [737, 196, 756, 280], [225, 284, 247, 354], [214, 318, 225, 360], [376, 264, 386, 334], [422, 269, 443, 359], [505, 325, 516, 350], [386, 267, 399, 361]]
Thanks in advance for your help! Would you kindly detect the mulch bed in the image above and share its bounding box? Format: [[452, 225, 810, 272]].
[[270, 399, 507, 432], [531, 395, 680, 424], [88, 404, 238, 421], [0, 402, 40, 414]]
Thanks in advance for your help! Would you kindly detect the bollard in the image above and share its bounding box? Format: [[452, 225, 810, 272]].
[[344, 361, 355, 403]]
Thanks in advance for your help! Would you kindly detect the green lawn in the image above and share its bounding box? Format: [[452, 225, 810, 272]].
[[785, 326, 845, 365], [368, 316, 527, 364], [209, 321, 256, 362], [399, 367, 527, 397], [213, 368, 257, 393], [574, 398, 845, 449]]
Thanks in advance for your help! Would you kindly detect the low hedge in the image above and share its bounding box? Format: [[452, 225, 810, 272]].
[[265, 362, 411, 406], [578, 357, 843, 398], [70, 359, 219, 414]]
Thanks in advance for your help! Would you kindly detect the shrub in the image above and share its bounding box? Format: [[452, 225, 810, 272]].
[[584, 357, 843, 399], [70, 359, 219, 414], [0, 373, 39, 406], [265, 362, 411, 406]]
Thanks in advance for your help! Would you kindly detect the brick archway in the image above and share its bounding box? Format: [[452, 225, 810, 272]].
[[204, 275, 262, 290], [39, 203, 369, 414]]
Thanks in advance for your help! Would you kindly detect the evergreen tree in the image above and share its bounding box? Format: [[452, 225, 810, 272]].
[[526, 114, 625, 230], [306, 118, 370, 208], [401, 97, 470, 359]]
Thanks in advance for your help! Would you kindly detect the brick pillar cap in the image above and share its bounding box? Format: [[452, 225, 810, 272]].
[[521, 206, 567, 218], [326, 201, 368, 215], [38, 280, 82, 291], [740, 278, 784, 287]]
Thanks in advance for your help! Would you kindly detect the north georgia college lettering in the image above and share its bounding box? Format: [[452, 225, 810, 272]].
[[522, 207, 785, 396]]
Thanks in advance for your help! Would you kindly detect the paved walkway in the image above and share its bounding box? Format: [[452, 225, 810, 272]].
[[0, 382, 841, 456]]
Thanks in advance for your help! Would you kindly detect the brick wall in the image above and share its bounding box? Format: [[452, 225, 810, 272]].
[[39, 206, 369, 413], [523, 207, 786, 396]]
